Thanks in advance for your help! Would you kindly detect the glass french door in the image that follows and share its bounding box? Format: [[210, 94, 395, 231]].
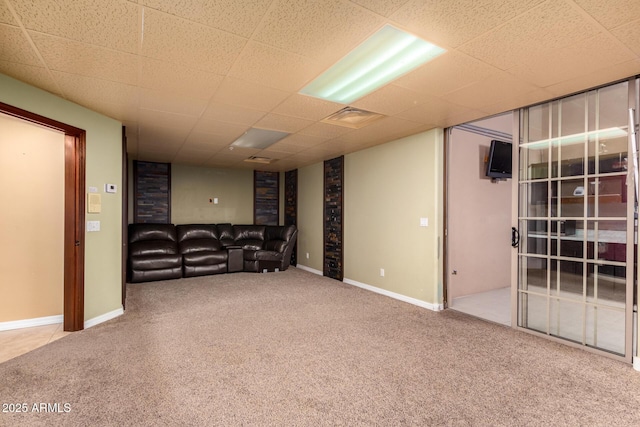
[[517, 79, 638, 361]]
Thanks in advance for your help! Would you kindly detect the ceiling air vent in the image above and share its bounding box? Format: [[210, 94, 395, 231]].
[[321, 107, 385, 129], [244, 156, 275, 164]]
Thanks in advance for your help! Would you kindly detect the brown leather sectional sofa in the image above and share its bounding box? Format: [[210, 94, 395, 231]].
[[128, 223, 298, 283]]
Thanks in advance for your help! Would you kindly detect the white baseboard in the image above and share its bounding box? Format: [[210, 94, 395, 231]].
[[295, 265, 443, 312], [295, 264, 323, 276], [0, 308, 125, 332], [84, 307, 124, 329], [634, 357, 640, 372], [0, 314, 63, 331], [343, 278, 444, 312]]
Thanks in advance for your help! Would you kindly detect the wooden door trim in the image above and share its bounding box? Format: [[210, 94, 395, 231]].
[[1, 101, 86, 331]]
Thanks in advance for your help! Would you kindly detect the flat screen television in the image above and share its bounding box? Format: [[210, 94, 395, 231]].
[[486, 140, 512, 179]]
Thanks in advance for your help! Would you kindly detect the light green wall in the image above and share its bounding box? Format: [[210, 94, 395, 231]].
[[0, 73, 123, 322], [344, 129, 443, 304], [295, 130, 444, 304], [171, 164, 253, 224], [297, 162, 324, 272]]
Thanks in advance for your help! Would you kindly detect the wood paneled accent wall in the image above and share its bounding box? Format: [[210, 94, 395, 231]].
[[284, 169, 298, 267], [133, 161, 171, 224], [324, 156, 343, 281], [254, 170, 279, 225]]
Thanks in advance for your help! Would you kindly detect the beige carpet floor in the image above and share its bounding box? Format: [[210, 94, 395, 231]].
[[1, 267, 640, 426]]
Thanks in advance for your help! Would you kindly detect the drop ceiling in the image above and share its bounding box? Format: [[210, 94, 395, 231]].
[[1, 0, 639, 172]]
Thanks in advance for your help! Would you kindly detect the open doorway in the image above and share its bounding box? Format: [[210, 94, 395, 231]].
[[446, 112, 515, 326]]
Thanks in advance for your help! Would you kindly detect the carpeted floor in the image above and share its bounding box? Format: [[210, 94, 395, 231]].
[[1, 267, 640, 426]]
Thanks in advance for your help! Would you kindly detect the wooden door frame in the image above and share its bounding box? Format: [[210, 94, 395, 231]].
[[0, 101, 85, 332]]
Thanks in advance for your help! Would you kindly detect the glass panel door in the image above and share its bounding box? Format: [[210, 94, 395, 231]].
[[517, 80, 636, 360]]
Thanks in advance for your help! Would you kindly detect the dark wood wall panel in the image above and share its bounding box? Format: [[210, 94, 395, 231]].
[[284, 169, 298, 266], [133, 161, 171, 224], [254, 170, 279, 225], [324, 156, 343, 281]]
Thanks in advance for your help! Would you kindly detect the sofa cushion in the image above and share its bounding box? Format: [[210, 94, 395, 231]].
[[130, 254, 182, 270], [233, 225, 265, 241], [129, 223, 177, 243], [217, 223, 235, 247], [244, 249, 282, 261], [129, 240, 178, 257], [235, 239, 263, 250], [176, 224, 219, 241], [183, 251, 228, 266], [179, 239, 222, 254]]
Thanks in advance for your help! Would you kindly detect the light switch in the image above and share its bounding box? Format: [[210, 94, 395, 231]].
[[214, 198, 219, 204], [105, 183, 117, 193], [87, 193, 101, 213], [420, 217, 428, 227], [87, 221, 100, 232]]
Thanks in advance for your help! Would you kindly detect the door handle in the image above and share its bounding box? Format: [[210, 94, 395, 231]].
[[511, 227, 520, 248]]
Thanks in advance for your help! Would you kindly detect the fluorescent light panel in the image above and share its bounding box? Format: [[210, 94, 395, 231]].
[[300, 25, 446, 104], [230, 128, 289, 149]]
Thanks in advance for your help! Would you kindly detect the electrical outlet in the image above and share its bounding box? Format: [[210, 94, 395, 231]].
[[306, 252, 310, 259], [380, 268, 385, 277]]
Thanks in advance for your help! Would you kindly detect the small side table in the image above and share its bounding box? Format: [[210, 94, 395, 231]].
[[227, 246, 243, 273]]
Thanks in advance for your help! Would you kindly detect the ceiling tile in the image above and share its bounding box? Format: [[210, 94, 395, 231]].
[[51, 71, 139, 107], [138, 109, 199, 132], [349, 0, 410, 17], [228, 41, 323, 92], [138, 124, 190, 147], [391, 0, 545, 48], [254, 113, 314, 133], [336, 116, 425, 144], [507, 33, 636, 88], [260, 141, 307, 154], [30, 33, 139, 85], [444, 72, 537, 111], [201, 103, 266, 126], [81, 100, 139, 122], [612, 19, 640, 55], [476, 89, 554, 120], [396, 95, 471, 125], [10, 0, 139, 53], [544, 59, 640, 98], [140, 89, 208, 116], [0, 24, 41, 66], [393, 51, 497, 97], [277, 133, 326, 149], [140, 8, 246, 74], [272, 94, 344, 121], [252, 0, 383, 64], [213, 77, 290, 111], [183, 132, 237, 151], [573, 0, 640, 29], [139, 58, 224, 100], [191, 118, 248, 141], [141, 0, 272, 38], [351, 84, 428, 116], [459, 0, 601, 71], [0, 60, 61, 95], [298, 121, 355, 139], [0, 2, 16, 25]]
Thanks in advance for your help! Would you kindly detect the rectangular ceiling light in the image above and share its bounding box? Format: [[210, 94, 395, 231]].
[[230, 128, 289, 149], [300, 25, 446, 104]]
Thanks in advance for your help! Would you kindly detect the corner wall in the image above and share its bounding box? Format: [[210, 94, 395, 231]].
[[0, 73, 123, 323], [344, 129, 444, 305], [296, 129, 445, 306], [170, 164, 253, 224]]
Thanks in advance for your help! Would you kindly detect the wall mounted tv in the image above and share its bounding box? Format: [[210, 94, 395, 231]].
[[486, 140, 512, 179]]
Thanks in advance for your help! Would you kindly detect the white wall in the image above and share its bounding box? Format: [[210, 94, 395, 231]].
[[448, 116, 513, 299], [0, 114, 64, 322]]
